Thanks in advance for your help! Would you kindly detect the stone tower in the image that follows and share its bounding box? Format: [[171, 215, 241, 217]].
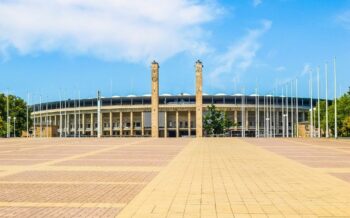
[[195, 60, 203, 137], [151, 61, 159, 137]]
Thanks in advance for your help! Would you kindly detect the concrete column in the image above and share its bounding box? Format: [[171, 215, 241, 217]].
[[195, 60, 203, 137], [54, 115, 57, 126], [234, 111, 238, 130], [82, 113, 85, 135], [141, 112, 144, 136], [188, 111, 191, 136], [164, 111, 167, 138], [176, 111, 179, 138], [67, 114, 70, 136], [151, 61, 159, 137], [90, 113, 93, 136], [109, 112, 113, 136], [119, 112, 123, 137], [130, 112, 134, 136], [246, 110, 249, 130]]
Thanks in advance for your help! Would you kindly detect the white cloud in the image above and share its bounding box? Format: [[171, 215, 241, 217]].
[[253, 0, 262, 7], [275, 66, 286, 72], [336, 10, 350, 30], [208, 20, 271, 88], [0, 0, 220, 62], [301, 63, 311, 76]]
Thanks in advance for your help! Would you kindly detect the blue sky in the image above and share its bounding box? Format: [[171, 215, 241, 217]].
[[0, 0, 350, 103]]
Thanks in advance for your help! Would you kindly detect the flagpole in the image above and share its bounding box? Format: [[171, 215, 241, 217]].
[[282, 88, 285, 138], [40, 94, 42, 138], [33, 94, 36, 138], [310, 70, 313, 138], [296, 79, 299, 138], [256, 88, 260, 138], [317, 66, 321, 138], [46, 96, 49, 138], [7, 90, 10, 138], [286, 84, 289, 138], [27, 92, 29, 138], [59, 91, 62, 138], [291, 81, 294, 137], [79, 90, 81, 138], [325, 63, 329, 138], [334, 57, 338, 139]]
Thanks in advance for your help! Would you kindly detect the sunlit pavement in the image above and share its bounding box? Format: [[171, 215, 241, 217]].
[[0, 138, 350, 217]]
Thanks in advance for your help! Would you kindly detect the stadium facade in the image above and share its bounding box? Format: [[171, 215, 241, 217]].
[[31, 60, 316, 138]]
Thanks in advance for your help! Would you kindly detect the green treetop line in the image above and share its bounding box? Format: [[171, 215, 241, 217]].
[[0, 93, 32, 137], [313, 88, 350, 137]]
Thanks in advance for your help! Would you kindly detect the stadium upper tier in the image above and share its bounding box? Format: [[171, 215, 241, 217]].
[[32, 94, 322, 111]]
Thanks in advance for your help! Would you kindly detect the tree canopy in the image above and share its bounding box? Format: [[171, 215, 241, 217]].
[[314, 88, 350, 137], [203, 104, 234, 136], [0, 93, 31, 137]]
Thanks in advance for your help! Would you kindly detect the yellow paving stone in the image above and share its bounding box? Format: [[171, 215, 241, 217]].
[[1, 138, 350, 217]]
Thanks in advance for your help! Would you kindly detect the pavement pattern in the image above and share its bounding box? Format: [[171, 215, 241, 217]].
[[0, 138, 350, 217]]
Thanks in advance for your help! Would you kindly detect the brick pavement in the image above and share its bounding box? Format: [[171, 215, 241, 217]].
[[0, 138, 188, 217], [0, 138, 350, 217]]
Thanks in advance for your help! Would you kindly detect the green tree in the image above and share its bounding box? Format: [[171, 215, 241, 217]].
[[0, 93, 32, 137], [327, 91, 350, 137], [203, 105, 234, 136], [0, 116, 5, 136], [341, 116, 350, 136]]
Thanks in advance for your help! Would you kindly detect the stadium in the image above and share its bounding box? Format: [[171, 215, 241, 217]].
[[31, 60, 318, 138]]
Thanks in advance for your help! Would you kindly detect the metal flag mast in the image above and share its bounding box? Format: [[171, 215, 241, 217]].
[[59, 91, 62, 138], [325, 63, 329, 138], [46, 96, 49, 138], [79, 90, 81, 138], [291, 81, 294, 138], [7, 90, 10, 138], [39, 95, 42, 138], [27, 92, 29, 138], [257, 88, 260, 138], [97, 90, 102, 138], [310, 70, 313, 138], [282, 87, 285, 138], [334, 57, 338, 139], [286, 84, 289, 138], [317, 66, 321, 138], [255, 88, 258, 138], [296, 79, 299, 138]]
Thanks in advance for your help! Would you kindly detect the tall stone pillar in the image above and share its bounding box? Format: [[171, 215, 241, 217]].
[[195, 60, 203, 137], [151, 61, 159, 137]]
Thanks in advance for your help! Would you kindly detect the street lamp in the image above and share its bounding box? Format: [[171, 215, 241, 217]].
[[13, 117, 16, 137], [7, 116, 11, 138]]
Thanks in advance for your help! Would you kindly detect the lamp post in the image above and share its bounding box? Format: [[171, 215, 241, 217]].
[[7, 116, 11, 138], [283, 114, 287, 137], [13, 117, 16, 137], [6, 91, 10, 138]]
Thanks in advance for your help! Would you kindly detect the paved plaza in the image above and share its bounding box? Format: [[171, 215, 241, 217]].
[[0, 138, 349, 217]]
